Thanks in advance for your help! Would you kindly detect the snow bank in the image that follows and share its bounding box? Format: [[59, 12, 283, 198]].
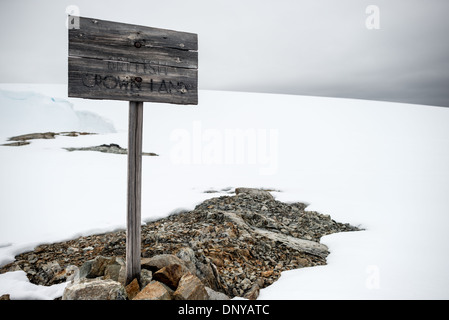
[[0, 88, 115, 140], [0, 270, 66, 300]]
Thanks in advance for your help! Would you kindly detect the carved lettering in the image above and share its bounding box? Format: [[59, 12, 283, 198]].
[[103, 75, 118, 89], [118, 77, 129, 90], [81, 74, 142, 92], [144, 63, 156, 75], [106, 60, 169, 76], [80, 73, 191, 94], [81, 74, 96, 87], [158, 80, 168, 93]]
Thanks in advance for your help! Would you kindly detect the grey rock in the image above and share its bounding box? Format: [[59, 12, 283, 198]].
[[205, 286, 230, 300], [140, 269, 152, 288], [104, 257, 126, 285], [42, 261, 61, 278], [79, 256, 121, 280], [141, 254, 189, 273], [235, 188, 274, 201], [62, 278, 127, 300], [175, 247, 198, 273]]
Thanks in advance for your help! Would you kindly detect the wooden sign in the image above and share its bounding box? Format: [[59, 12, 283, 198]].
[[68, 16, 198, 285], [68, 16, 198, 105]]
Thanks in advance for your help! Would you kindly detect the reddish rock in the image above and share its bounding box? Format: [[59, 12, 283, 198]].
[[173, 273, 209, 300], [133, 281, 172, 300], [125, 278, 140, 300], [152, 264, 189, 290], [141, 254, 188, 272]]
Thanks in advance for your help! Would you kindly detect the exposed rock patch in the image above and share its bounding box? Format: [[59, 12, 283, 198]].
[[1, 131, 96, 146], [0, 188, 361, 299], [1, 131, 159, 156], [64, 143, 158, 156]]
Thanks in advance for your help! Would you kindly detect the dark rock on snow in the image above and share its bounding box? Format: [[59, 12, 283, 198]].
[[0, 188, 361, 300]]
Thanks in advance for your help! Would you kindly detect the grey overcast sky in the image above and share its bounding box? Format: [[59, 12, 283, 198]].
[[1, 0, 448, 107]]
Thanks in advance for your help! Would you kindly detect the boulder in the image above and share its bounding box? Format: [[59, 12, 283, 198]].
[[140, 269, 152, 288], [141, 254, 189, 272], [173, 273, 209, 300], [104, 257, 126, 285], [133, 281, 172, 300], [51, 264, 79, 284], [176, 247, 222, 292], [235, 187, 274, 201], [125, 278, 140, 300], [79, 256, 126, 284], [36, 260, 62, 285], [152, 263, 189, 290], [243, 279, 264, 300], [62, 278, 127, 300], [79, 256, 112, 279], [205, 287, 230, 300]]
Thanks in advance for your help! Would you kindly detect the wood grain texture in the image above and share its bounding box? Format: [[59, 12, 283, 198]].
[[126, 101, 143, 285], [68, 16, 198, 104]]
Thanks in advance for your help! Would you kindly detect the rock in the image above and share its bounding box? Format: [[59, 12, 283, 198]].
[[8, 132, 56, 141], [62, 278, 127, 300], [140, 269, 152, 288], [67, 247, 79, 254], [80, 256, 120, 280], [176, 247, 221, 291], [35, 260, 62, 285], [195, 260, 221, 292], [52, 265, 79, 283], [104, 257, 126, 285], [141, 254, 189, 273], [175, 247, 199, 273], [42, 261, 61, 278], [235, 188, 274, 201], [89, 256, 114, 277], [261, 270, 273, 277], [2, 141, 30, 146], [152, 264, 189, 290], [243, 279, 263, 300], [133, 281, 172, 300], [125, 278, 140, 300], [205, 287, 230, 300], [64, 144, 158, 156], [0, 294, 10, 300], [173, 273, 209, 300]]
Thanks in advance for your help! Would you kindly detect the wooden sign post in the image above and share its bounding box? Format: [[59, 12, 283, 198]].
[[68, 16, 198, 284]]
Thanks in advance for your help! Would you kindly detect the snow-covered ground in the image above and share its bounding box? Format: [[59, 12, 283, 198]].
[[0, 83, 448, 300]]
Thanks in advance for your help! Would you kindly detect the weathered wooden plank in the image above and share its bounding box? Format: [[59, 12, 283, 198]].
[[69, 41, 198, 70], [68, 56, 197, 104], [68, 16, 198, 104], [69, 16, 198, 52], [68, 55, 197, 79], [126, 101, 143, 285]]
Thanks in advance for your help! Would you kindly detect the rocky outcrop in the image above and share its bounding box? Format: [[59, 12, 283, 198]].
[[1, 132, 158, 156], [1, 132, 96, 146], [0, 188, 361, 300], [64, 143, 158, 156]]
